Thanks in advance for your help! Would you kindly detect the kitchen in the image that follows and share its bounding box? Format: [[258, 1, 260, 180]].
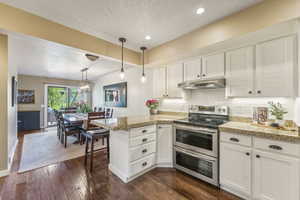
[[90, 17, 300, 200], [0, 1, 300, 200]]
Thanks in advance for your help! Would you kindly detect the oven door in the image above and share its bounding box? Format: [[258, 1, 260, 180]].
[[174, 146, 219, 186], [174, 124, 218, 157]]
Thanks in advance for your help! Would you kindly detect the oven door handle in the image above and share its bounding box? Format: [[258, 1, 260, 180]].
[[175, 147, 216, 163], [175, 127, 216, 135]]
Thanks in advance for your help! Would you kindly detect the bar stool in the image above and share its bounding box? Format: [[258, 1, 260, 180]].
[[82, 129, 110, 172]]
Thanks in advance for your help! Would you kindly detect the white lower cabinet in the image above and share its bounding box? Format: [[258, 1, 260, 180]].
[[220, 132, 300, 200], [252, 149, 300, 200], [220, 143, 252, 199], [157, 124, 173, 167]]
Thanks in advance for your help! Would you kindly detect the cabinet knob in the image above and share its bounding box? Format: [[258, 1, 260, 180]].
[[256, 155, 260, 158], [142, 138, 148, 142], [257, 90, 261, 94], [229, 137, 239, 143], [202, 74, 206, 77], [142, 149, 147, 153], [248, 91, 252, 94], [142, 130, 147, 133], [246, 152, 250, 156], [142, 162, 147, 167], [269, 145, 282, 150]]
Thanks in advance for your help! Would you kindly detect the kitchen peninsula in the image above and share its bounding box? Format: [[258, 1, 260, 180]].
[[91, 114, 186, 183]]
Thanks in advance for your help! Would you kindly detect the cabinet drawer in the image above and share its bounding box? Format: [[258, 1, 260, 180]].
[[220, 132, 252, 147], [129, 153, 156, 177], [130, 125, 156, 138], [130, 133, 156, 147], [254, 137, 300, 157], [130, 142, 156, 162]]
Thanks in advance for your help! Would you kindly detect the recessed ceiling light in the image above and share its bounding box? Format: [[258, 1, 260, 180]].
[[196, 7, 205, 15], [145, 35, 151, 40]]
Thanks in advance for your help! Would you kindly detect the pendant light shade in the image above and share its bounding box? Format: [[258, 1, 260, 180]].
[[119, 37, 127, 80], [140, 46, 147, 83], [80, 67, 90, 91]]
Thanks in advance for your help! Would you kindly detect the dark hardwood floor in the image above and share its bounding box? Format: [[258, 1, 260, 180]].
[[0, 130, 241, 200]]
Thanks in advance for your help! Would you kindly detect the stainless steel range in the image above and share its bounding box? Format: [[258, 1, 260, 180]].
[[173, 105, 229, 186]]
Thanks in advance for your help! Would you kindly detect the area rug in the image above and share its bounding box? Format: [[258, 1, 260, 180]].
[[18, 128, 106, 173]]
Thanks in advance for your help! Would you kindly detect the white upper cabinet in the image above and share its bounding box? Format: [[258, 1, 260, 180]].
[[255, 36, 296, 97], [167, 62, 184, 98], [226, 46, 254, 97], [153, 67, 167, 98], [183, 57, 201, 81], [253, 149, 300, 200], [202, 52, 225, 78]]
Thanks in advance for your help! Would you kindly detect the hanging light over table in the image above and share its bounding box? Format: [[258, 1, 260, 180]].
[[80, 67, 90, 91], [119, 37, 127, 80], [140, 46, 147, 83]]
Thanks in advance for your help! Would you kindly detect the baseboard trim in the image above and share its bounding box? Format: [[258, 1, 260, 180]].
[[0, 169, 9, 177], [8, 139, 18, 171]]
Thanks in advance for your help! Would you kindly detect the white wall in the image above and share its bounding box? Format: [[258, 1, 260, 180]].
[[7, 36, 18, 167], [92, 67, 154, 117]]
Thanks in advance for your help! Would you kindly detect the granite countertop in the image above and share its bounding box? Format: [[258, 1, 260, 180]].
[[91, 114, 186, 131], [219, 121, 300, 143]]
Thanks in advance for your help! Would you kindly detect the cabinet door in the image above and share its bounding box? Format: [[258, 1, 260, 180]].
[[183, 58, 201, 81], [157, 124, 173, 166], [153, 67, 167, 98], [255, 36, 295, 97], [167, 63, 183, 98], [202, 52, 225, 78], [220, 143, 252, 199], [226, 46, 254, 97], [253, 150, 300, 200]]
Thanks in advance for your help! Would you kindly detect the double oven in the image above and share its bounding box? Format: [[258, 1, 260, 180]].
[[173, 105, 228, 187], [173, 124, 219, 186]]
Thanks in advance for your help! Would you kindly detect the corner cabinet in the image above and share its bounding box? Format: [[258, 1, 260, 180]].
[[220, 132, 300, 200], [153, 67, 167, 98], [156, 124, 173, 167]]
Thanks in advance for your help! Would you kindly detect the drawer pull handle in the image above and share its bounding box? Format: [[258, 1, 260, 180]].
[[256, 155, 260, 158], [229, 137, 239, 142], [142, 130, 147, 133], [269, 145, 282, 150], [142, 162, 147, 167], [142, 138, 148, 142], [142, 149, 147, 153], [246, 152, 250, 156]]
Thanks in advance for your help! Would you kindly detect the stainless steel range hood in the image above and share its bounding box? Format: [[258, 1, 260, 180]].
[[178, 77, 226, 90]]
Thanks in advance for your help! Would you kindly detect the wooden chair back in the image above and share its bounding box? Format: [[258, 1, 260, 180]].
[[87, 112, 105, 130]]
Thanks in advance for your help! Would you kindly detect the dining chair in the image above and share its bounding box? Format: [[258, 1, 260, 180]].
[[93, 107, 97, 112], [105, 108, 113, 118], [86, 112, 105, 130], [60, 119, 81, 148], [98, 107, 103, 112]]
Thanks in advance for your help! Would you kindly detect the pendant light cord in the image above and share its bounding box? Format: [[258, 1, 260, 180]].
[[142, 49, 145, 75], [121, 41, 124, 72]]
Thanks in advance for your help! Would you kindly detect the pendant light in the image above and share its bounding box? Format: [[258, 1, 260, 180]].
[[140, 46, 147, 83], [119, 37, 127, 80], [80, 67, 90, 91]]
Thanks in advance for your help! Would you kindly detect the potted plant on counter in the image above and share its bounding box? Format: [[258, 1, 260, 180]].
[[268, 101, 288, 127], [146, 99, 159, 115]]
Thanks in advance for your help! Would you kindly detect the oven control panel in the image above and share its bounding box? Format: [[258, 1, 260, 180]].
[[189, 105, 228, 115]]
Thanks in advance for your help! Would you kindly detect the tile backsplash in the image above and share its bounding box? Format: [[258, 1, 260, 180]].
[[159, 89, 295, 120]]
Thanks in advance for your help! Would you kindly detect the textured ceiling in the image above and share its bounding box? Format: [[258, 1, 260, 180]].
[[0, 0, 263, 50]]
